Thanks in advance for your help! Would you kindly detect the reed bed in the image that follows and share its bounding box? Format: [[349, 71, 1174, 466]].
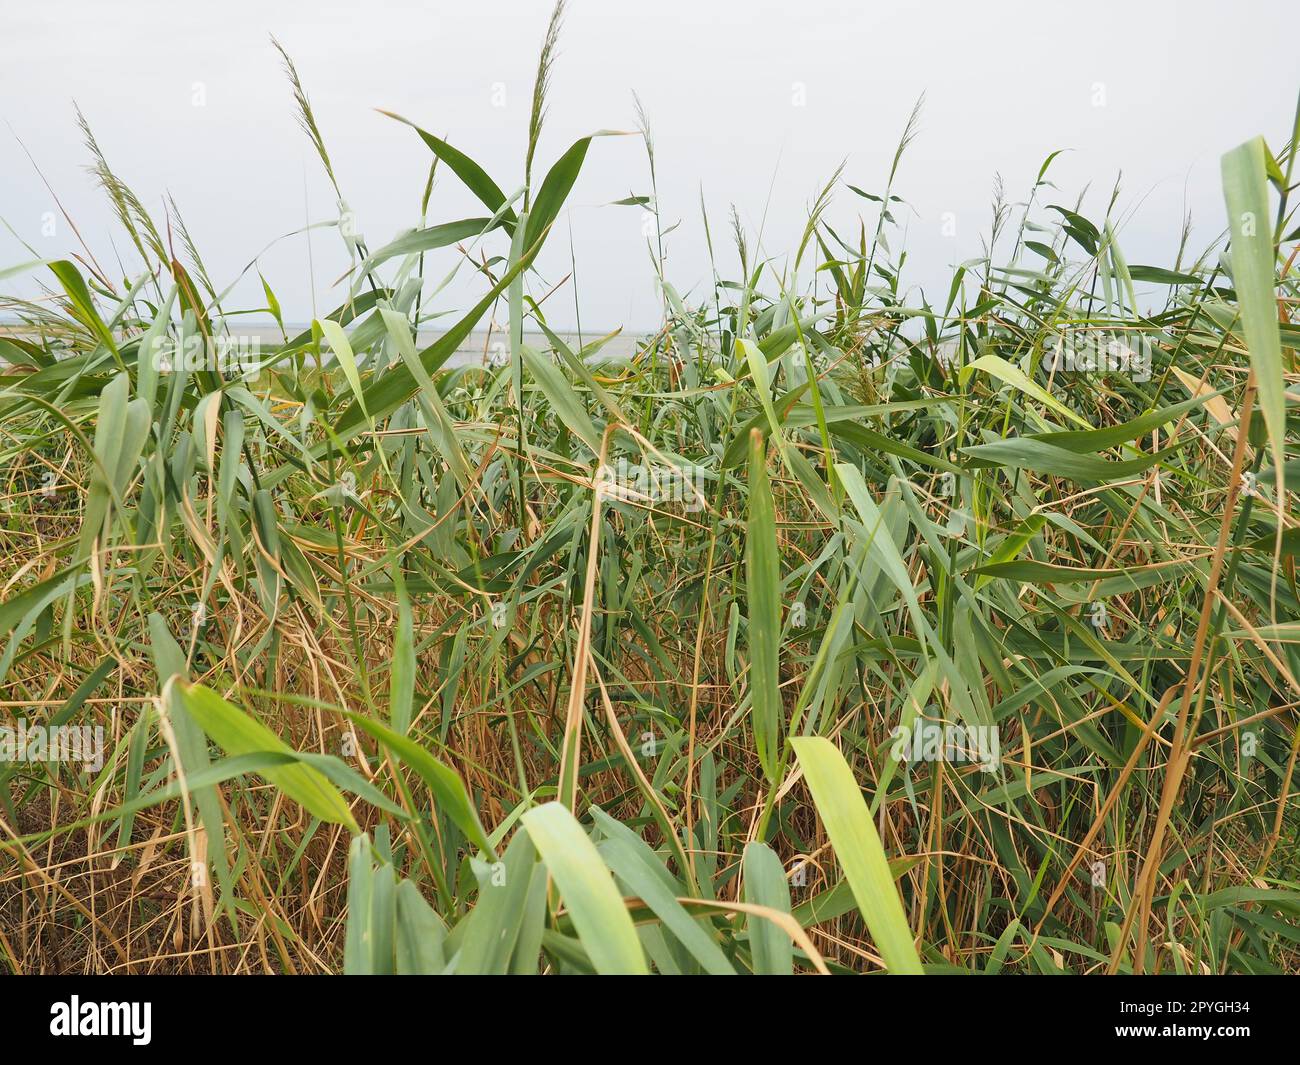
[[1, 13, 1298, 974]]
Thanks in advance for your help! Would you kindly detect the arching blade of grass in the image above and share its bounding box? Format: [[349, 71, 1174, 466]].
[[792, 737, 923, 974], [49, 260, 122, 368], [343, 711, 494, 856], [522, 344, 601, 453], [1221, 136, 1286, 497], [521, 802, 648, 975], [317, 318, 369, 422], [380, 111, 517, 227], [591, 806, 735, 974], [177, 682, 360, 832], [958, 353, 1091, 429], [523, 135, 595, 249], [356, 216, 500, 277]]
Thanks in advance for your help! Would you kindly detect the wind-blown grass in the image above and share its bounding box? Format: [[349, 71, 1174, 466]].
[[1, 20, 1298, 974]]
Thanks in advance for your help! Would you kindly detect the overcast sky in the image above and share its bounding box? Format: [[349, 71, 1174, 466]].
[[2, 0, 1296, 332]]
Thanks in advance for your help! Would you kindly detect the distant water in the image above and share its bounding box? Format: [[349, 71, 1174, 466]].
[[252, 327, 640, 364], [0, 324, 640, 368]]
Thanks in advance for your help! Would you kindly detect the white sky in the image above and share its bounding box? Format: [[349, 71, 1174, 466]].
[[2, 0, 1296, 332]]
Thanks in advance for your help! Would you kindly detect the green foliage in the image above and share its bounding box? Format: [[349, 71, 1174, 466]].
[[1, 29, 1298, 976]]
